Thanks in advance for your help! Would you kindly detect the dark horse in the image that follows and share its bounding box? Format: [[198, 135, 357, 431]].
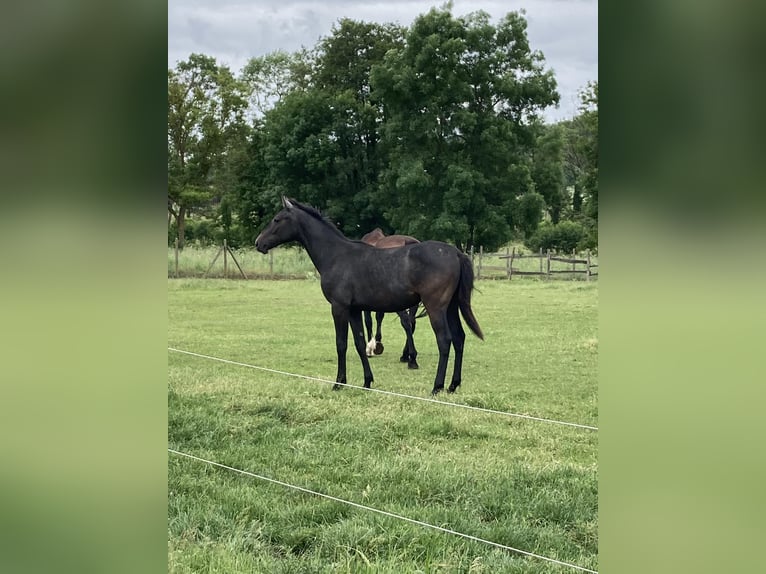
[[255, 197, 483, 395], [360, 227, 420, 369]]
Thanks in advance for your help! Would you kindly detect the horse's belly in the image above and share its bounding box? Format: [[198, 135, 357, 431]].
[[353, 287, 419, 312]]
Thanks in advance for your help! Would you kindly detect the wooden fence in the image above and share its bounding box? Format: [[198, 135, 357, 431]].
[[469, 246, 598, 281], [171, 241, 597, 281]]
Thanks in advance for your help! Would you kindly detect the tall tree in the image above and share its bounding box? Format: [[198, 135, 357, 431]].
[[531, 124, 566, 223], [578, 81, 598, 222], [560, 81, 598, 244], [241, 49, 313, 116], [236, 21, 404, 238], [371, 7, 558, 250], [313, 19, 405, 233], [167, 54, 248, 247]]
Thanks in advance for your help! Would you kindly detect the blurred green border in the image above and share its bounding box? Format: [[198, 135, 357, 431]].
[[601, 2, 765, 573], [0, 2, 168, 574], [4, 1, 765, 572]]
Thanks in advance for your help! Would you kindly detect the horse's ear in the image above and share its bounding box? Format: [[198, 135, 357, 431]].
[[282, 196, 294, 209]]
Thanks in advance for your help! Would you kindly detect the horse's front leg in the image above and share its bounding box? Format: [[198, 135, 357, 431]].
[[398, 307, 419, 369], [349, 310, 375, 388], [331, 304, 350, 390]]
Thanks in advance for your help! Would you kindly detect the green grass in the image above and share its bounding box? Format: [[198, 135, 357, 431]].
[[168, 245, 319, 279], [168, 279, 598, 573]]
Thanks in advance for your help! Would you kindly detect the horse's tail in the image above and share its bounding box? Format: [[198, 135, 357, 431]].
[[457, 253, 484, 340]]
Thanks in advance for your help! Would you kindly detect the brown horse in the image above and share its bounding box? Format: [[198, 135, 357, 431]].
[[360, 228, 421, 369]]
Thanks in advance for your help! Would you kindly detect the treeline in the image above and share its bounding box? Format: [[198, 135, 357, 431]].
[[168, 6, 597, 253]]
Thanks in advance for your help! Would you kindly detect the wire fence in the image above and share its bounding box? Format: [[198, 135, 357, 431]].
[[169, 448, 598, 573], [168, 347, 598, 431], [169, 345, 597, 571]]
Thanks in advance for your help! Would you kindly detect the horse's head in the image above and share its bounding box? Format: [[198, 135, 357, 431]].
[[255, 196, 301, 253]]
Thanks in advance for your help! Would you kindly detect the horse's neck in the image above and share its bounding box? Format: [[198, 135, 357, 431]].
[[296, 213, 349, 271]]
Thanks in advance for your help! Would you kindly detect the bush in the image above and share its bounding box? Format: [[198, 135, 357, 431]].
[[168, 217, 247, 248], [526, 221, 587, 253]]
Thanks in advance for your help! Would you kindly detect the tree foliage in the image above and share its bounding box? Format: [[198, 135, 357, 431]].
[[236, 19, 404, 238], [369, 8, 558, 250], [168, 8, 598, 252], [527, 220, 588, 253], [560, 81, 598, 245], [168, 54, 249, 247], [241, 50, 313, 116]]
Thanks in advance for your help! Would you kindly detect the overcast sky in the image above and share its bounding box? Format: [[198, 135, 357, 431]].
[[169, 0, 597, 122]]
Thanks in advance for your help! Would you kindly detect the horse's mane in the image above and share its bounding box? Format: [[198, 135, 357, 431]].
[[289, 198, 346, 238]]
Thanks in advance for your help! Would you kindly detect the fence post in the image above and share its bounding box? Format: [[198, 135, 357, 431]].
[[478, 246, 483, 280], [174, 237, 179, 278], [539, 247, 543, 275], [505, 246, 510, 279], [586, 250, 591, 282], [269, 250, 274, 275], [572, 248, 576, 276], [546, 249, 551, 279], [223, 239, 228, 278], [509, 247, 515, 280]]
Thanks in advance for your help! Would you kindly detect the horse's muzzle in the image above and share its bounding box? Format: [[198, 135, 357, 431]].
[[255, 234, 268, 254]]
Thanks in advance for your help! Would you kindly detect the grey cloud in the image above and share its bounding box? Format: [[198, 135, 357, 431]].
[[169, 0, 597, 120]]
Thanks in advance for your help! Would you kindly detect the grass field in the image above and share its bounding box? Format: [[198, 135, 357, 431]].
[[168, 279, 598, 573]]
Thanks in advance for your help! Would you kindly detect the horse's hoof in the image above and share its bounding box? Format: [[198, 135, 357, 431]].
[[332, 384, 343, 391], [374, 342, 384, 355], [447, 383, 460, 393], [431, 388, 443, 396], [408, 362, 419, 370], [399, 355, 408, 363]]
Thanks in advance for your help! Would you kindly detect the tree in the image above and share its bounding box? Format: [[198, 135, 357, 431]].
[[241, 49, 313, 116], [560, 81, 598, 245], [167, 54, 248, 247], [236, 21, 405, 239], [531, 124, 566, 223], [371, 7, 559, 250], [578, 82, 598, 223], [313, 19, 405, 235], [513, 191, 546, 239]]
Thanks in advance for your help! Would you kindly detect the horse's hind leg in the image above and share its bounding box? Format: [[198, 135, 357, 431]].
[[331, 304, 350, 390], [349, 310, 375, 388], [398, 306, 419, 369], [425, 307, 452, 395], [446, 297, 465, 393]]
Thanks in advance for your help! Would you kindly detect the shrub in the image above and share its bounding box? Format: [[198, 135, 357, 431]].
[[168, 217, 246, 248], [526, 221, 587, 253]]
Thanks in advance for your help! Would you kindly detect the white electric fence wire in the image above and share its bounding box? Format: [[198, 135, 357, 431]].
[[168, 347, 598, 430], [168, 347, 598, 431], [169, 448, 598, 573]]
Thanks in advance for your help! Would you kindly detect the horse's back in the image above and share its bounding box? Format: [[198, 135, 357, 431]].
[[403, 241, 464, 284], [375, 234, 419, 249]]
